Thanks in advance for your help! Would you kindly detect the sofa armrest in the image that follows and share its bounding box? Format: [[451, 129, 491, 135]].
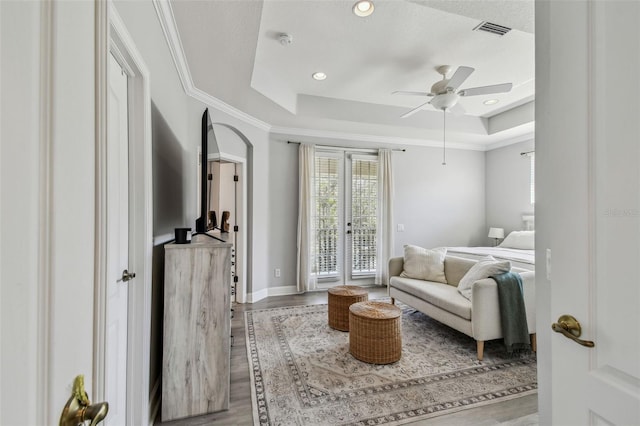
[[388, 257, 404, 278], [471, 271, 536, 341]]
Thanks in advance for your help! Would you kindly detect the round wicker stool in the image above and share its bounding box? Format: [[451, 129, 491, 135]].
[[327, 286, 368, 331], [349, 301, 402, 364]]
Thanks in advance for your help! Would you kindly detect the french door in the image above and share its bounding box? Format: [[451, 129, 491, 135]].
[[313, 150, 378, 287]]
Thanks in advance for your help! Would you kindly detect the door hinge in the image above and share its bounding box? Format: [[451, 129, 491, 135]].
[[233, 175, 239, 182], [233, 225, 239, 232], [233, 276, 239, 283], [208, 173, 213, 181]]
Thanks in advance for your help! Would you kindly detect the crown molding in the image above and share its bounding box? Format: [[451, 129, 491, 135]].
[[269, 126, 487, 151], [152, 0, 271, 132], [485, 132, 535, 151], [189, 86, 271, 132]]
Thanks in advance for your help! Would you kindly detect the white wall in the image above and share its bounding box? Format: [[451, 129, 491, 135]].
[[1, 1, 98, 423], [485, 139, 535, 242], [266, 136, 487, 292], [1, 3, 44, 423]]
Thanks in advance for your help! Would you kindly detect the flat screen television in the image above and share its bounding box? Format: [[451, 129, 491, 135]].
[[195, 109, 209, 234]]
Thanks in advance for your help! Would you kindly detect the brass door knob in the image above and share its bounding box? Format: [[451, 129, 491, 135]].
[[552, 314, 595, 347], [59, 375, 109, 426]]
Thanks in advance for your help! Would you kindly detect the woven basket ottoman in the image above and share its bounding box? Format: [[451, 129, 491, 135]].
[[327, 286, 368, 331], [349, 301, 402, 364]]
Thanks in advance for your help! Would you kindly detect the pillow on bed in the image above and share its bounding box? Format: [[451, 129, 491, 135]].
[[400, 245, 447, 283], [499, 230, 535, 250], [457, 255, 511, 300]]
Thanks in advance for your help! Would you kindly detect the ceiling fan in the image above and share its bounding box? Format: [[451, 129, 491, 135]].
[[393, 65, 513, 118], [393, 65, 513, 165]]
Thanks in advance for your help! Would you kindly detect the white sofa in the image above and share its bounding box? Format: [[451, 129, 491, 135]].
[[388, 255, 536, 360]]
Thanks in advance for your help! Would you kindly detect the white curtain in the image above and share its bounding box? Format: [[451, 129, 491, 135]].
[[296, 143, 316, 292], [376, 149, 394, 286]]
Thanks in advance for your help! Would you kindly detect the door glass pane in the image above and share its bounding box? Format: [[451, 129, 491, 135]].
[[313, 155, 340, 277], [351, 158, 377, 276]]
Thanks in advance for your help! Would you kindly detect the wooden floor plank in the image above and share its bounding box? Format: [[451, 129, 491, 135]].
[[156, 287, 538, 425]]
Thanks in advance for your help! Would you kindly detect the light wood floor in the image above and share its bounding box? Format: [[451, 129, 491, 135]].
[[157, 288, 538, 426]]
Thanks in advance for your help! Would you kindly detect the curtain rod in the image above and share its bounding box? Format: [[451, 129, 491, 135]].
[[287, 141, 406, 152], [520, 150, 535, 156]]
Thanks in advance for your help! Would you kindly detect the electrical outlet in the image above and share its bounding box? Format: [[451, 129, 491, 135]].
[[397, 224, 405, 232], [275, 268, 281, 278]]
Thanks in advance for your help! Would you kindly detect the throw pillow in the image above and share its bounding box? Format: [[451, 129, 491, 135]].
[[499, 230, 535, 250], [400, 245, 447, 283], [457, 255, 511, 300]]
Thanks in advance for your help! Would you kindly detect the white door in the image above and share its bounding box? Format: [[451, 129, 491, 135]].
[[105, 52, 130, 425], [314, 151, 378, 287], [538, 1, 640, 424]]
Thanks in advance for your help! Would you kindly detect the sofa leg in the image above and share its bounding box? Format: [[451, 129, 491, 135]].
[[476, 341, 484, 361], [390, 297, 395, 305], [531, 333, 537, 352]]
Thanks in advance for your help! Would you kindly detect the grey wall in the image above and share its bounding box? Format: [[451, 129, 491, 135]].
[[393, 145, 487, 253], [266, 136, 487, 291], [485, 139, 535, 242]]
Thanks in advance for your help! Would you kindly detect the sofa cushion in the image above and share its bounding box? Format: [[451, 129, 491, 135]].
[[400, 245, 447, 283], [390, 276, 471, 320], [443, 256, 478, 286], [457, 256, 511, 300]]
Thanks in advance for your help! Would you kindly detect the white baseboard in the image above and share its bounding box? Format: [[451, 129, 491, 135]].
[[247, 288, 268, 303], [269, 285, 299, 297], [148, 377, 161, 425], [247, 285, 300, 303]]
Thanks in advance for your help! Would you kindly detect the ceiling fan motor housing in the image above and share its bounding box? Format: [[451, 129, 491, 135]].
[[431, 79, 449, 95]]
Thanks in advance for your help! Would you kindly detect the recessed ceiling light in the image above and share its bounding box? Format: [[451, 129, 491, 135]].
[[312, 72, 327, 81], [483, 99, 499, 105], [353, 0, 374, 17]]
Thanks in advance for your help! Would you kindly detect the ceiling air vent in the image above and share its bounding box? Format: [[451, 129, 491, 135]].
[[473, 21, 512, 36]]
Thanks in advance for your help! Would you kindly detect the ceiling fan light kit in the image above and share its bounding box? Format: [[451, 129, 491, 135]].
[[430, 93, 459, 111]]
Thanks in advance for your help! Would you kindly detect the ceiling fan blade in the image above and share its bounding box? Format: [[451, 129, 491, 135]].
[[392, 90, 434, 97], [401, 100, 432, 118], [459, 82, 513, 97], [446, 66, 474, 91]]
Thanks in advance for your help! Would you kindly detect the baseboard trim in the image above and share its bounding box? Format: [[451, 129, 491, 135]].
[[269, 285, 299, 297], [148, 377, 161, 425], [246, 286, 300, 303], [247, 288, 268, 303]]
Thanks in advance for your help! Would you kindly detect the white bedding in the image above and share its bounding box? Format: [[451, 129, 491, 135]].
[[444, 246, 535, 271]]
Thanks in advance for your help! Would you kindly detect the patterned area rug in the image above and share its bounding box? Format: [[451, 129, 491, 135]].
[[246, 303, 537, 426]]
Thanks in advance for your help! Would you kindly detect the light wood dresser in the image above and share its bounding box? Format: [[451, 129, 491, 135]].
[[162, 238, 232, 421]]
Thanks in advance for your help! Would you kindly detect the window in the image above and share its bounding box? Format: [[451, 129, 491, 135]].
[[312, 151, 378, 285]]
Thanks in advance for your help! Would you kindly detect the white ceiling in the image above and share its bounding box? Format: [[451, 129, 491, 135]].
[[170, 0, 535, 148]]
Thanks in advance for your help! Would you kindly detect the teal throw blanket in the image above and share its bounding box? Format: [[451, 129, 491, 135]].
[[491, 271, 531, 354]]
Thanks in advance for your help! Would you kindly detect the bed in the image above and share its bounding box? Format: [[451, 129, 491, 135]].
[[445, 219, 536, 271], [444, 246, 534, 271]]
